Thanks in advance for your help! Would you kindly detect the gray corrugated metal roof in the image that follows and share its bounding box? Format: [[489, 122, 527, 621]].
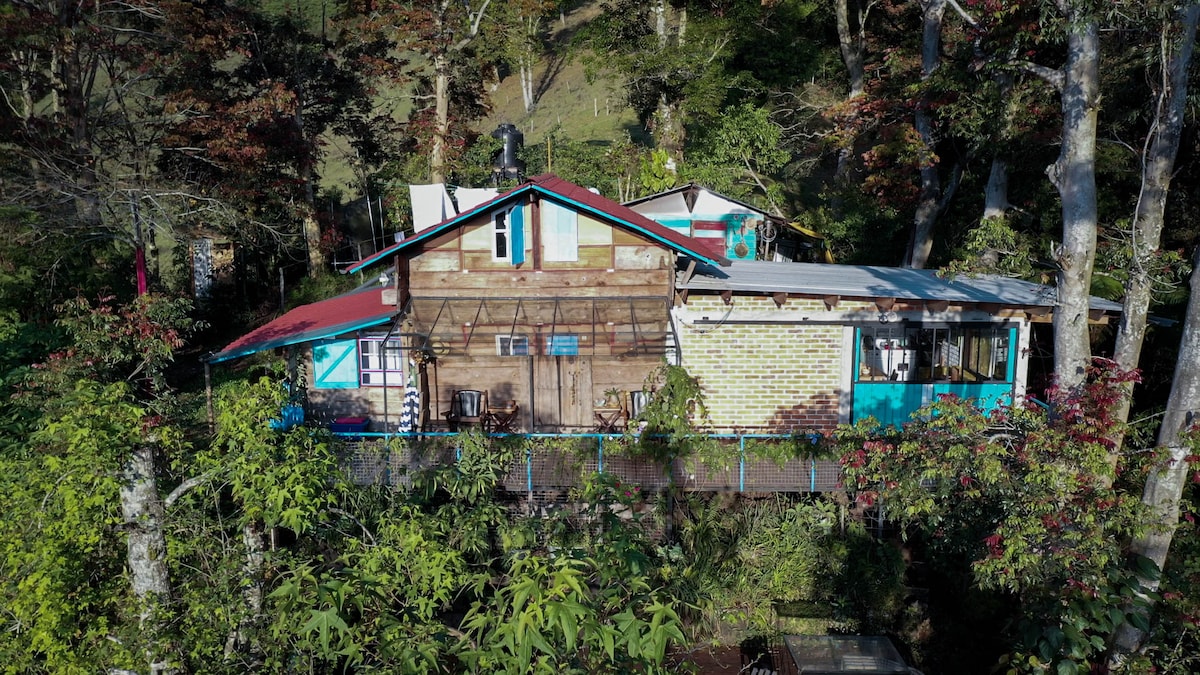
[[681, 260, 1123, 312]]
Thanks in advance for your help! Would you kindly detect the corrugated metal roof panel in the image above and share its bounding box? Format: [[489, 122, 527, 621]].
[[209, 287, 396, 363], [680, 260, 1123, 312]]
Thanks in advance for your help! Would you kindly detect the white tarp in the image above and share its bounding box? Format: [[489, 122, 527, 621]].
[[692, 189, 757, 216], [409, 183, 457, 232], [454, 187, 499, 211], [628, 192, 690, 217]]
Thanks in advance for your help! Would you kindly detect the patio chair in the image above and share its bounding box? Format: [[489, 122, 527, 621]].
[[484, 399, 520, 433], [626, 390, 651, 420], [444, 389, 487, 431]]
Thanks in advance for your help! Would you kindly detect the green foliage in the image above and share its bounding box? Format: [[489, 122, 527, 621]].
[[837, 363, 1152, 672], [947, 216, 1039, 278], [285, 272, 360, 310], [625, 363, 712, 464], [207, 377, 344, 532], [670, 494, 907, 641], [461, 471, 685, 674], [0, 383, 141, 671], [686, 103, 789, 209], [639, 148, 679, 194]]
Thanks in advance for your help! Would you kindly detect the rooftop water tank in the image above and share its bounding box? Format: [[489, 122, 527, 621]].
[[491, 123, 526, 183]]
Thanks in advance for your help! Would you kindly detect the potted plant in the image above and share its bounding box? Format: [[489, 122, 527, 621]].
[[602, 387, 622, 409]]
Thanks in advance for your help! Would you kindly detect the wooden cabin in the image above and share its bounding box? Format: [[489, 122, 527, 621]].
[[211, 175, 1123, 437], [212, 175, 728, 433]]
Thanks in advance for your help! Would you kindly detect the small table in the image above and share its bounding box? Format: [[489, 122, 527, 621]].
[[485, 405, 519, 433], [593, 407, 624, 433]]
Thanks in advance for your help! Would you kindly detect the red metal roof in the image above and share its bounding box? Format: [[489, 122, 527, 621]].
[[346, 174, 730, 273], [209, 286, 395, 363]]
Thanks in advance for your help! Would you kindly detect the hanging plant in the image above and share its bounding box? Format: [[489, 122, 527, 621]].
[[625, 363, 724, 466]]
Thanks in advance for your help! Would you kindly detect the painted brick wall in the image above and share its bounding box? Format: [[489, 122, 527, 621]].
[[677, 296, 848, 433]]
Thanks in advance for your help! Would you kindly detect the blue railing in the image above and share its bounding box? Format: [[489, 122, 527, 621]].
[[334, 431, 841, 493]]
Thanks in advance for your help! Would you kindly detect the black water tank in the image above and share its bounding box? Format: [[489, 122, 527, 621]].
[[491, 123, 526, 182]]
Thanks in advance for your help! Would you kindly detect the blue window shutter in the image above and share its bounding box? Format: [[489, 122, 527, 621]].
[[511, 205, 525, 265], [312, 339, 360, 389]]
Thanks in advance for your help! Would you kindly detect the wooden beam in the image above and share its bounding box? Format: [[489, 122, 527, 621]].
[[720, 290, 733, 305], [979, 302, 1002, 314], [674, 289, 689, 306], [681, 258, 697, 285], [1089, 309, 1106, 322], [823, 295, 840, 310], [772, 292, 787, 308], [874, 297, 896, 311]]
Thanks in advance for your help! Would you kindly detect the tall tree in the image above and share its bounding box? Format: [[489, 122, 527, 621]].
[[1001, 0, 1102, 391], [342, 0, 495, 183], [0, 0, 226, 280], [1109, 244, 1200, 663], [1110, 3, 1199, 435], [903, 0, 958, 269], [158, 5, 377, 279]]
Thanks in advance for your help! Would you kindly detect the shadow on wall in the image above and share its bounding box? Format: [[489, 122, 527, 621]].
[[755, 392, 844, 434]]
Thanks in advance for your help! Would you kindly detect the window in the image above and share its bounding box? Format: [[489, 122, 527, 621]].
[[493, 206, 525, 264], [496, 334, 529, 356], [358, 337, 404, 386], [493, 210, 509, 260], [546, 333, 579, 356], [857, 324, 1012, 383]]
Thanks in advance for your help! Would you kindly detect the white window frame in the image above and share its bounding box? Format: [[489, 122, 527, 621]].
[[358, 337, 404, 386], [492, 209, 510, 261], [496, 334, 530, 356]]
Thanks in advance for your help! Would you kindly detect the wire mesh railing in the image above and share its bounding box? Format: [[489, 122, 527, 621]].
[[337, 432, 844, 493]]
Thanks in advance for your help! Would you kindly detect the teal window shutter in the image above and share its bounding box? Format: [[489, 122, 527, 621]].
[[312, 339, 360, 389], [511, 205, 525, 265]]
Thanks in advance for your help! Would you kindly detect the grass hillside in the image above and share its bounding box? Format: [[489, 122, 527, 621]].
[[319, 2, 641, 195]]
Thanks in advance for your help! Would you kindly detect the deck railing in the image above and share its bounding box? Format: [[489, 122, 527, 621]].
[[336, 432, 844, 493]]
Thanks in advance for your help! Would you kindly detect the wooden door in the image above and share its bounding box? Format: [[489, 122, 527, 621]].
[[532, 356, 593, 431]]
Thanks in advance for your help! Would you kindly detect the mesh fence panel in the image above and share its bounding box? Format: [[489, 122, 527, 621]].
[[340, 434, 843, 494]]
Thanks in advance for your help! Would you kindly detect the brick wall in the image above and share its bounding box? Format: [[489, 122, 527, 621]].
[[676, 296, 851, 433]]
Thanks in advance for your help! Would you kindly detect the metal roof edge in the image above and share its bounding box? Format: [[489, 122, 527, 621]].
[[345, 186, 534, 274], [536, 186, 730, 267], [207, 313, 395, 364]]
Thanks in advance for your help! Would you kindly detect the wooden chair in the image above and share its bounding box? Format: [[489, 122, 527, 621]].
[[444, 390, 487, 431], [484, 400, 520, 433]]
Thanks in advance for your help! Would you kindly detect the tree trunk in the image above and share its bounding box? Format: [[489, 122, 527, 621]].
[[653, 0, 667, 49], [120, 444, 178, 675], [1110, 4, 1198, 444], [835, 0, 865, 99], [650, 0, 683, 161], [832, 0, 867, 211], [223, 521, 266, 665], [1048, 12, 1100, 392], [982, 157, 1010, 220], [431, 53, 450, 183], [1108, 244, 1200, 663], [520, 59, 534, 112], [904, 0, 947, 270]]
